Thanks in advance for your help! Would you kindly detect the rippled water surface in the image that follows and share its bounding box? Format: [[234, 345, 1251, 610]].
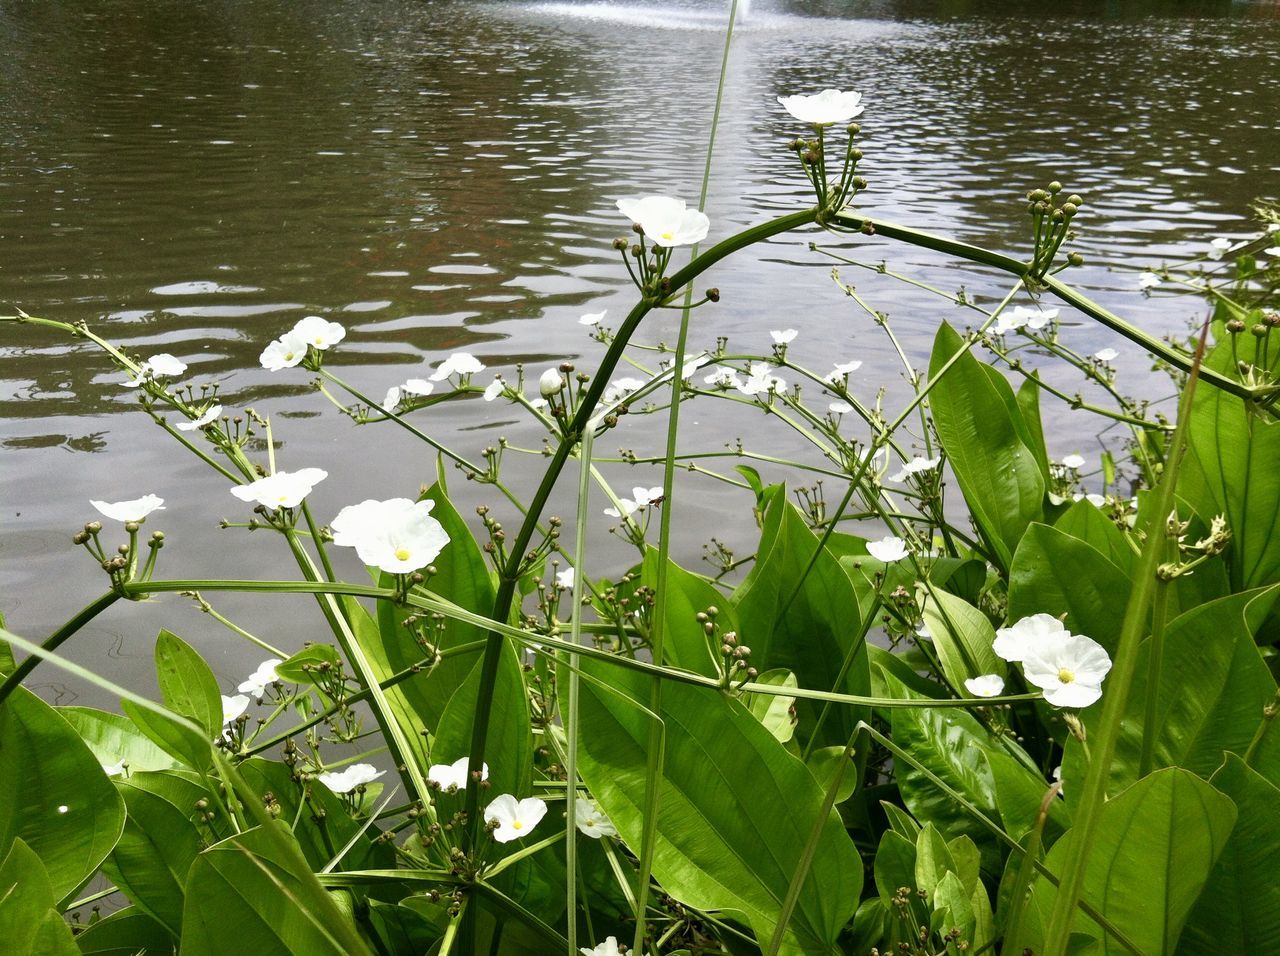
[[2, 0, 1278, 699]]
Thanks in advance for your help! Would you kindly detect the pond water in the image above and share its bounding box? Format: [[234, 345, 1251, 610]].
[[2, 0, 1278, 703]]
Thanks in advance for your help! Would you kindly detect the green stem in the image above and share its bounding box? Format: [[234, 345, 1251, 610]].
[[1040, 324, 1211, 956], [0, 591, 121, 706], [1138, 569, 1173, 777]]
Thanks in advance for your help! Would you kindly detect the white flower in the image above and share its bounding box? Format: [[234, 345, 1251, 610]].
[[291, 315, 346, 350], [330, 497, 450, 574], [631, 486, 664, 508], [539, 368, 564, 397], [825, 360, 862, 384], [771, 328, 798, 345], [102, 760, 127, 777], [383, 386, 403, 410], [866, 536, 910, 562], [230, 468, 327, 510], [993, 305, 1057, 335], [483, 378, 505, 402], [556, 567, 575, 589], [318, 763, 385, 794], [259, 332, 309, 371], [777, 89, 864, 126], [890, 456, 942, 483], [1264, 246, 1280, 257], [739, 362, 785, 396], [659, 355, 709, 380], [604, 498, 638, 519], [1061, 454, 1086, 470], [829, 401, 853, 415], [403, 379, 433, 397], [221, 694, 250, 727], [604, 377, 644, 404], [703, 367, 743, 390], [1094, 348, 1119, 362], [429, 352, 486, 382], [993, 613, 1068, 663], [579, 310, 606, 326], [964, 674, 1005, 698], [90, 495, 165, 523], [1138, 272, 1161, 290], [580, 938, 621, 956], [530, 398, 548, 410], [1207, 237, 1232, 261], [428, 757, 488, 791], [574, 797, 617, 839], [484, 794, 548, 843], [176, 404, 222, 432], [615, 196, 709, 248], [123, 353, 188, 386], [1021, 632, 1112, 708], [238, 658, 283, 699]]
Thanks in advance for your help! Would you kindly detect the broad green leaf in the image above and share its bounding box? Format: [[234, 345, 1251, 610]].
[[572, 657, 861, 953], [1090, 586, 1280, 795], [73, 907, 174, 955], [0, 838, 78, 955], [154, 630, 222, 739], [1180, 755, 1280, 952], [60, 706, 180, 774], [913, 823, 957, 897], [932, 871, 977, 948], [987, 749, 1069, 844], [0, 686, 125, 905], [1032, 768, 1236, 954], [376, 482, 494, 732], [641, 547, 727, 677], [734, 495, 868, 748], [918, 586, 1005, 694], [1015, 374, 1052, 482], [1188, 342, 1280, 590], [929, 322, 1045, 571], [1052, 500, 1136, 577], [363, 899, 442, 953], [874, 830, 917, 904], [1008, 523, 1132, 654], [121, 698, 214, 772], [181, 823, 371, 956], [433, 639, 532, 801], [882, 672, 1001, 876], [804, 746, 857, 804], [746, 669, 798, 743], [101, 780, 203, 936]]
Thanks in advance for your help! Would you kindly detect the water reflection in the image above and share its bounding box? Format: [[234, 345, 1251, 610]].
[[1, 0, 1276, 696]]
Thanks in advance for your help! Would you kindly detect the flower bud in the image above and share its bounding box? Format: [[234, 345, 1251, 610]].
[[1226, 318, 1247, 334], [539, 368, 563, 398], [1252, 324, 1269, 338], [1067, 252, 1084, 266], [1067, 195, 1083, 207], [1048, 181, 1062, 194], [706, 288, 720, 302], [1062, 202, 1078, 217]]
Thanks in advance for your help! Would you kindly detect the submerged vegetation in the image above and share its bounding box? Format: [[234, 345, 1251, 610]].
[[3, 69, 1280, 956]]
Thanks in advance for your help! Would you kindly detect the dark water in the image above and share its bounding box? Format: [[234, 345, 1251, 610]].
[[2, 0, 1278, 702]]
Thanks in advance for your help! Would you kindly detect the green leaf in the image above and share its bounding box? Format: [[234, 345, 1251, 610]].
[[433, 639, 532, 801], [73, 907, 174, 955], [1015, 373, 1052, 482], [1052, 500, 1136, 577], [101, 780, 203, 936], [804, 746, 857, 804], [932, 871, 977, 948], [641, 547, 727, 677], [1032, 768, 1236, 954], [1188, 343, 1280, 590], [873, 830, 917, 904], [1008, 523, 1132, 654], [882, 672, 1001, 876], [0, 838, 78, 955], [154, 630, 223, 739], [734, 495, 868, 748], [274, 644, 342, 685], [746, 669, 798, 743], [918, 586, 1005, 694], [60, 706, 180, 775], [1089, 586, 1280, 795], [363, 899, 442, 953], [929, 322, 1045, 571], [0, 687, 126, 906], [987, 750, 1069, 844], [913, 823, 958, 898], [376, 483, 494, 731], [1180, 755, 1280, 952], [572, 657, 861, 953], [181, 824, 372, 956], [121, 698, 214, 772]]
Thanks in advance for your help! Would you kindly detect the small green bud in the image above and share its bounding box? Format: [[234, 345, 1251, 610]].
[[1252, 323, 1268, 338], [1226, 318, 1247, 334], [1048, 181, 1063, 194]]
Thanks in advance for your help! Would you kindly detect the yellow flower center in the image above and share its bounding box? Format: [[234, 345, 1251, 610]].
[[284, 351, 295, 360], [395, 547, 411, 561], [278, 495, 288, 503], [661, 231, 674, 240], [513, 820, 524, 830], [1058, 667, 1076, 684]]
